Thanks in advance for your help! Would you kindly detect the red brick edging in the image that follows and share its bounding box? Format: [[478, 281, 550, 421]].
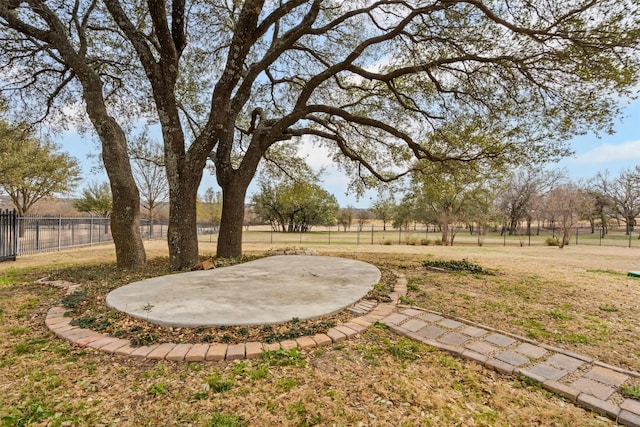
[[43, 276, 408, 362]]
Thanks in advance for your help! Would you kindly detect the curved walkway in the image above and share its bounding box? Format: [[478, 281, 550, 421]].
[[43, 271, 640, 426]]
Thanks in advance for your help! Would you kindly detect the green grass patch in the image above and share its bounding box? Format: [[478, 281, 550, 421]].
[[382, 337, 422, 362], [206, 375, 235, 393], [1, 399, 54, 426], [261, 347, 306, 367], [621, 384, 640, 399], [208, 412, 246, 427], [275, 377, 298, 391], [548, 309, 573, 320]]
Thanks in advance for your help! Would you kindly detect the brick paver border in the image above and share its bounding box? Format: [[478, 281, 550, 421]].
[[42, 274, 407, 363]]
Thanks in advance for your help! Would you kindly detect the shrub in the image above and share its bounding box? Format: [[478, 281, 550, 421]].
[[545, 237, 560, 246], [420, 238, 431, 245], [382, 240, 393, 245], [405, 237, 419, 245]]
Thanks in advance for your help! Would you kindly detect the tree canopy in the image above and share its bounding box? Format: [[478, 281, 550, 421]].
[[252, 179, 338, 232], [0, 119, 80, 216], [1, 1, 639, 268], [73, 182, 113, 217]]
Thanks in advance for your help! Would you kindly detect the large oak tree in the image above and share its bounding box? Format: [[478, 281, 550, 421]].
[[1, 1, 638, 269]]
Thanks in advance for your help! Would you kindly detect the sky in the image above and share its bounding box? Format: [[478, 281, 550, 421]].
[[54, 98, 640, 210]]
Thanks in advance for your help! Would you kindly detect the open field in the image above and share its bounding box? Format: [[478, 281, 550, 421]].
[[1, 240, 638, 425]]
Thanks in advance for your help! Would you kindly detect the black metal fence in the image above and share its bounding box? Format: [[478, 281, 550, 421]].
[[0, 215, 167, 261], [0, 209, 18, 262], [3, 215, 640, 263], [236, 224, 640, 249]]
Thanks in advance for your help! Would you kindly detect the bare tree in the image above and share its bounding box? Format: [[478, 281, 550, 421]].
[[496, 168, 565, 235], [2, 1, 639, 269], [592, 168, 640, 235], [337, 207, 354, 232], [544, 184, 581, 248], [129, 132, 168, 236], [355, 209, 373, 232]]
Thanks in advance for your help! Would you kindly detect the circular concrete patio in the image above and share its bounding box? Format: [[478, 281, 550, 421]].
[[106, 255, 381, 327]]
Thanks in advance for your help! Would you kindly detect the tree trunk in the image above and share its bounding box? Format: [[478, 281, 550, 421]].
[[101, 135, 146, 270], [167, 176, 200, 269], [217, 182, 248, 258], [81, 73, 146, 269]]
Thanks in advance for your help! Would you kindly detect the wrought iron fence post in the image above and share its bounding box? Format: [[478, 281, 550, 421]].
[[57, 215, 62, 251]]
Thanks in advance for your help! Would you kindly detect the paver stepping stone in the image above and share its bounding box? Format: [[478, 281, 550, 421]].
[[403, 319, 428, 332], [585, 366, 629, 386], [514, 343, 547, 359], [416, 325, 446, 340], [419, 313, 443, 322], [438, 319, 464, 329], [546, 354, 584, 372], [484, 333, 515, 347], [465, 341, 498, 355], [527, 364, 567, 381], [459, 326, 488, 338], [438, 332, 469, 346], [571, 378, 615, 401], [494, 351, 530, 367], [399, 308, 424, 316], [382, 313, 408, 325]]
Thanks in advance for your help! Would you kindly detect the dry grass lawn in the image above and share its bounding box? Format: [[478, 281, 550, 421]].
[[1, 240, 638, 426]]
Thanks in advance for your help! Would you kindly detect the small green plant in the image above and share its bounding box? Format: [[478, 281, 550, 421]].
[[61, 290, 87, 309], [621, 384, 640, 399], [407, 282, 420, 291], [206, 375, 234, 393], [423, 259, 493, 275], [420, 238, 431, 245], [148, 382, 167, 396], [130, 332, 159, 347]]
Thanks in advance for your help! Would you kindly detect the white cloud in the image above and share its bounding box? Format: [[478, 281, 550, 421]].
[[573, 140, 640, 164]]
